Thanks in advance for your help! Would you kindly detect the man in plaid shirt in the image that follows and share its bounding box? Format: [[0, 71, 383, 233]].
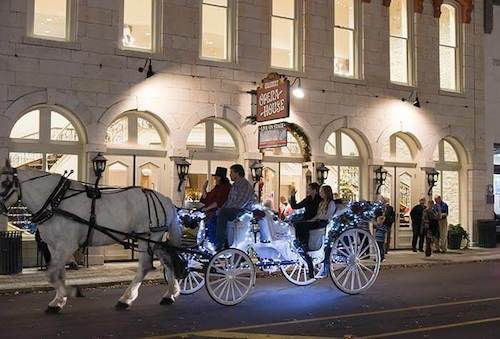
[[215, 164, 256, 250]]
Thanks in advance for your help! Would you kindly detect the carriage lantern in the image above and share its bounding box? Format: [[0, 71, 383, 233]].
[[374, 166, 388, 195], [316, 163, 329, 185], [426, 168, 440, 197], [175, 158, 191, 192], [92, 153, 107, 180]]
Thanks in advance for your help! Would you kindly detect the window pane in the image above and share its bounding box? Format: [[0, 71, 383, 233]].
[[10, 110, 40, 139], [324, 133, 337, 155], [443, 140, 458, 162], [335, 0, 354, 29], [185, 160, 208, 202], [202, 4, 228, 60], [341, 132, 359, 156], [9, 152, 43, 169], [334, 28, 354, 77], [137, 117, 162, 146], [47, 154, 77, 179], [33, 0, 67, 39], [123, 0, 152, 50], [339, 166, 359, 201], [204, 0, 227, 6], [280, 163, 302, 204], [187, 123, 206, 148], [439, 46, 456, 91], [389, 0, 407, 38], [213, 123, 236, 149], [273, 0, 295, 18], [390, 37, 408, 83], [395, 137, 412, 162], [107, 162, 129, 187], [494, 154, 500, 165], [51, 112, 78, 142], [439, 4, 456, 47], [106, 117, 128, 144], [442, 171, 459, 225], [325, 166, 339, 195], [271, 17, 295, 69]]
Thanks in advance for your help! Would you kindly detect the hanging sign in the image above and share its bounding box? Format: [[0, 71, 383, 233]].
[[258, 122, 288, 149], [256, 73, 290, 122]]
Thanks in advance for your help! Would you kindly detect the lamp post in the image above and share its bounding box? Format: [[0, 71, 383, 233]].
[[250, 160, 264, 201], [316, 163, 329, 185], [175, 158, 191, 192], [426, 168, 440, 198], [374, 166, 388, 195], [92, 152, 107, 188]]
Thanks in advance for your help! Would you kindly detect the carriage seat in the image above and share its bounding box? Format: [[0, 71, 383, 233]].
[[308, 227, 326, 252]]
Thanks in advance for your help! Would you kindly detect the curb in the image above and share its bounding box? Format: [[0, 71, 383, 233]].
[[1, 257, 500, 295]]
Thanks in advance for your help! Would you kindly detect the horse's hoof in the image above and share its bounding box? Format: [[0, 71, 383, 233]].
[[115, 301, 130, 310], [45, 306, 62, 314], [160, 297, 174, 305]]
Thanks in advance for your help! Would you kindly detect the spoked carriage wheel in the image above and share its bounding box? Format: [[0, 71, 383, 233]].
[[329, 228, 381, 294], [205, 248, 255, 306], [179, 253, 205, 295], [280, 258, 323, 286]]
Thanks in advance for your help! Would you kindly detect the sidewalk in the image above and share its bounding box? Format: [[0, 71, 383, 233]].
[[1, 247, 499, 294]]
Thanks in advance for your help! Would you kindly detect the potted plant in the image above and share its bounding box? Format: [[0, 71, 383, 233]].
[[447, 224, 469, 250]]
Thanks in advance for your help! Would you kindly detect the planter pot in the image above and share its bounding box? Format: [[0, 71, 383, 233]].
[[448, 232, 462, 250]]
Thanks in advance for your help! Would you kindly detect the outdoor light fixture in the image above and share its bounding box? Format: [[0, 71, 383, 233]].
[[291, 77, 305, 99], [92, 153, 107, 180], [374, 166, 388, 195], [250, 160, 264, 201], [316, 163, 329, 185], [175, 158, 191, 192], [426, 168, 440, 197], [402, 89, 420, 108], [138, 57, 155, 78]]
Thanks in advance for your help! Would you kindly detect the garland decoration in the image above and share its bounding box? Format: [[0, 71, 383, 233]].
[[286, 123, 312, 162], [328, 200, 384, 239]]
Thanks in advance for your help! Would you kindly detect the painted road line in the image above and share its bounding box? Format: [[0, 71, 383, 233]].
[[148, 296, 500, 338], [184, 331, 338, 338], [358, 316, 500, 338]]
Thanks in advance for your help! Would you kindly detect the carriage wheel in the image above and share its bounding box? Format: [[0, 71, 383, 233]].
[[179, 253, 205, 295], [329, 228, 380, 294], [280, 258, 323, 286], [205, 248, 255, 306]]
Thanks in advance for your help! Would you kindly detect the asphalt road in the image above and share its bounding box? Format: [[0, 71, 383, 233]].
[[1, 261, 500, 339]]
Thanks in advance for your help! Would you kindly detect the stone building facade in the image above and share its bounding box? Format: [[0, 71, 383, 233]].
[[0, 0, 488, 264]]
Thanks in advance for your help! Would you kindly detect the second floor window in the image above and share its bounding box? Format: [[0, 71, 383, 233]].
[[201, 0, 230, 61], [389, 0, 411, 84], [334, 0, 358, 78], [271, 0, 297, 70], [31, 0, 69, 40], [439, 3, 460, 92], [122, 0, 153, 51]]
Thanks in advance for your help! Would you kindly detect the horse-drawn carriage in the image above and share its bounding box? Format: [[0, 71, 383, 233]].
[[176, 200, 383, 306]]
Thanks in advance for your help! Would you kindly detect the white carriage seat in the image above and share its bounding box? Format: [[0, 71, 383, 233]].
[[308, 227, 326, 252], [227, 212, 253, 250]]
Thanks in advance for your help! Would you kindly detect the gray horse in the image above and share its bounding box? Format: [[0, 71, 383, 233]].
[[0, 160, 183, 313]]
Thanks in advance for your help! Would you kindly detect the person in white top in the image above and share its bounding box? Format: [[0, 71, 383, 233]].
[[294, 185, 336, 277]]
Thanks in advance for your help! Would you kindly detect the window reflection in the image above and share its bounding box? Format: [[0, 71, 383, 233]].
[[202, 0, 228, 60], [122, 0, 153, 50], [33, 0, 67, 40], [10, 110, 40, 140]]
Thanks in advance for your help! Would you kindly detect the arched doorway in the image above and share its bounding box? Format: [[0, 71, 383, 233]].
[[185, 118, 240, 204], [103, 111, 168, 261], [380, 132, 420, 249]]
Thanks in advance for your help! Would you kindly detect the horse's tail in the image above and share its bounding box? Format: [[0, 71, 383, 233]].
[[166, 201, 182, 247]]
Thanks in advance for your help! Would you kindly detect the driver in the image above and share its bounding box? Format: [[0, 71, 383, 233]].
[[215, 164, 255, 250]]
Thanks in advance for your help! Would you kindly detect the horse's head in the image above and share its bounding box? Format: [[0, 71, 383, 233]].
[[0, 160, 20, 213]]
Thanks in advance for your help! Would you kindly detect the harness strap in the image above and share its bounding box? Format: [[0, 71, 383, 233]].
[[31, 176, 71, 224]]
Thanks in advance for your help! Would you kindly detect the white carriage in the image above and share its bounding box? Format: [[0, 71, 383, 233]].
[[177, 201, 382, 306]]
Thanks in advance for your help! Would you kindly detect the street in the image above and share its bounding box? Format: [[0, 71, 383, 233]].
[[1, 261, 499, 339]]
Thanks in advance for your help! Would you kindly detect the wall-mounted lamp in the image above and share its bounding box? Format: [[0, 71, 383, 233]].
[[175, 158, 191, 192], [316, 163, 329, 185], [401, 89, 420, 108], [92, 152, 107, 186], [250, 160, 264, 201], [426, 168, 440, 197], [374, 166, 388, 195], [138, 57, 155, 78], [291, 77, 305, 99]]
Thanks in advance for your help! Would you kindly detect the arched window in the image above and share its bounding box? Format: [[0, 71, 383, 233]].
[[323, 130, 361, 201], [185, 119, 239, 203], [383, 134, 414, 162], [432, 139, 461, 225], [106, 113, 164, 148], [9, 106, 83, 179]]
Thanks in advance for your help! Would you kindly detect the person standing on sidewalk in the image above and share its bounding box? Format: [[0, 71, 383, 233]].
[[423, 200, 440, 257], [374, 214, 387, 262], [410, 198, 426, 252], [382, 198, 395, 254], [433, 195, 449, 253]]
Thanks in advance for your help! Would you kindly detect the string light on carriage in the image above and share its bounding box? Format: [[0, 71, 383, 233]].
[[316, 163, 329, 186], [175, 158, 191, 192]]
